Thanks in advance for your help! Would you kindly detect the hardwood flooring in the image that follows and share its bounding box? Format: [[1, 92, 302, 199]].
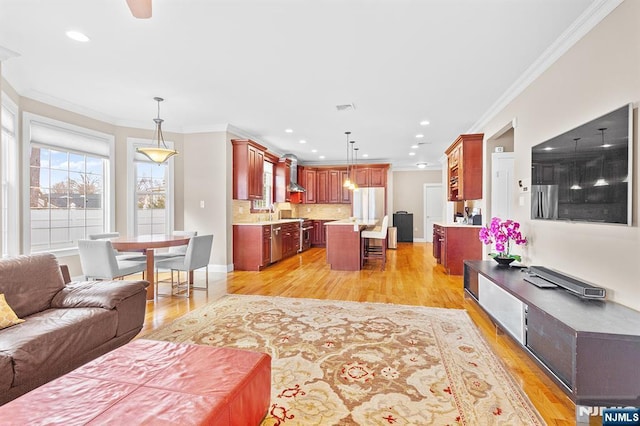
[[138, 242, 577, 425]]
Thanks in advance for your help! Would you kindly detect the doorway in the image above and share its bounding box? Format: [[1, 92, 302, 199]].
[[423, 184, 443, 243]]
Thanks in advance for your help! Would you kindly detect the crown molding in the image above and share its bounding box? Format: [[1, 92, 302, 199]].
[[467, 0, 624, 133]]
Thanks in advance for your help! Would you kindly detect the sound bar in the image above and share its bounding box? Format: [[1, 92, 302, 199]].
[[528, 266, 606, 299]]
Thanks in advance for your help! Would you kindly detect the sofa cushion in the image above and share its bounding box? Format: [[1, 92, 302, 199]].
[[51, 280, 148, 310], [0, 352, 12, 392], [0, 307, 118, 388], [0, 294, 24, 329], [0, 253, 65, 318]]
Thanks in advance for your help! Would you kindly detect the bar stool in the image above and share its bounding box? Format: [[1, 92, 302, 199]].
[[360, 215, 389, 270]]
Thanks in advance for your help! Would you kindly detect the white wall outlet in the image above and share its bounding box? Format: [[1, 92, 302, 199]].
[[200, 200, 205, 208], [519, 195, 525, 206], [338, 208, 342, 213], [307, 207, 311, 212], [239, 206, 244, 214]]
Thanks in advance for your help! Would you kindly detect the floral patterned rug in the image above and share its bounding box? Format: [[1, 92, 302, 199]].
[[143, 295, 545, 425]]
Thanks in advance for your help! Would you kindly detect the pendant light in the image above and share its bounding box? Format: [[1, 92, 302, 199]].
[[136, 97, 178, 164], [593, 128, 609, 187], [351, 146, 359, 192], [343, 131, 352, 188], [570, 138, 582, 190]]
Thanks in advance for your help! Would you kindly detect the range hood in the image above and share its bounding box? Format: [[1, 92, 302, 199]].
[[282, 154, 306, 192]]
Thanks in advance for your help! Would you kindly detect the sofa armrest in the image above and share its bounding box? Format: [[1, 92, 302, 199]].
[[50, 280, 149, 310], [59, 265, 72, 284]]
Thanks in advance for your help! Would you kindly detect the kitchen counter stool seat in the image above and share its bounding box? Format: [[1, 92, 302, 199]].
[[360, 215, 389, 270]]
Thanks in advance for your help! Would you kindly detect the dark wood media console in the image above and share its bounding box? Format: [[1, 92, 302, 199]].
[[464, 260, 640, 407]]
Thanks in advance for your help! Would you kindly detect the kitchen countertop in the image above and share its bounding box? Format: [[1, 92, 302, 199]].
[[233, 219, 303, 226], [434, 222, 482, 228], [325, 218, 378, 226]]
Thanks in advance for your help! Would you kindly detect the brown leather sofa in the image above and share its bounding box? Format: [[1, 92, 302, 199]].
[[0, 253, 148, 405]]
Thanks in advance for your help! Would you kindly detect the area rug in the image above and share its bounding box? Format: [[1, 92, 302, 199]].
[[143, 295, 545, 425]]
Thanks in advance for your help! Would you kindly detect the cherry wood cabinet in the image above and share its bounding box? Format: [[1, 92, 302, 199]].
[[340, 170, 351, 203], [316, 170, 329, 203], [233, 225, 271, 271], [353, 165, 387, 187], [445, 133, 483, 201], [275, 158, 291, 203], [232, 139, 266, 201], [311, 220, 330, 247], [433, 224, 482, 275], [328, 170, 341, 203], [300, 167, 317, 204]]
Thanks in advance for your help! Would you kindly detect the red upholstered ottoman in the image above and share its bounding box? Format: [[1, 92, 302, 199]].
[[0, 339, 271, 425]]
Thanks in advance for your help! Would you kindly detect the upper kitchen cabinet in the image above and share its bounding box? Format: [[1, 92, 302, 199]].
[[275, 157, 292, 203], [353, 165, 388, 187], [232, 139, 267, 200], [445, 134, 483, 201], [300, 167, 317, 204]]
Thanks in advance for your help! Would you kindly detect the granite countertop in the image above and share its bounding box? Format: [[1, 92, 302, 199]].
[[233, 219, 303, 226], [434, 222, 483, 228], [325, 218, 378, 226]]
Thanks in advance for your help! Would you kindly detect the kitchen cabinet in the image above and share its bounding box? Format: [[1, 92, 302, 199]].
[[354, 166, 387, 187], [328, 170, 341, 203], [311, 220, 330, 247], [340, 170, 351, 203], [432, 223, 481, 275], [316, 170, 329, 203], [300, 167, 317, 204], [232, 139, 266, 201], [233, 225, 271, 271], [275, 158, 291, 202], [281, 222, 300, 258], [445, 133, 483, 201]]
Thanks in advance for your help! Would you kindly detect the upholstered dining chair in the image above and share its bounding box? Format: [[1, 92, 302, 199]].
[[88, 232, 140, 260], [360, 215, 389, 270], [78, 239, 147, 280], [154, 234, 213, 298], [154, 230, 198, 260]]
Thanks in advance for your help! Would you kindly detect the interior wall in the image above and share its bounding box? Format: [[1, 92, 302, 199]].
[[480, 0, 640, 310], [182, 130, 230, 271], [392, 170, 442, 239]]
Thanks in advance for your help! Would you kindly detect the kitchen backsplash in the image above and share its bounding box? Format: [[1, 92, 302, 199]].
[[232, 200, 351, 223]]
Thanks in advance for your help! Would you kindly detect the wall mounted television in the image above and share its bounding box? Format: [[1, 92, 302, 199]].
[[531, 103, 633, 225]]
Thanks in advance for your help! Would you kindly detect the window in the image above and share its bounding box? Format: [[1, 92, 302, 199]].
[[23, 114, 114, 254], [135, 161, 168, 235], [1, 97, 18, 257], [127, 138, 174, 236]]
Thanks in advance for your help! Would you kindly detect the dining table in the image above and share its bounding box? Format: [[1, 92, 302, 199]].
[[110, 234, 191, 301]]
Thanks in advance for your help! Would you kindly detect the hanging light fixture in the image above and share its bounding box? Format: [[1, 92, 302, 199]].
[[351, 146, 360, 192], [136, 97, 178, 164], [570, 138, 582, 190], [343, 131, 352, 188], [594, 128, 609, 187]]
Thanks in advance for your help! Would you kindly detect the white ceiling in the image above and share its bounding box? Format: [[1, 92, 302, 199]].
[[0, 0, 598, 169]]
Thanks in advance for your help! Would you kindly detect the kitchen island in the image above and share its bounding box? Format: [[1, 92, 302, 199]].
[[325, 219, 377, 271]]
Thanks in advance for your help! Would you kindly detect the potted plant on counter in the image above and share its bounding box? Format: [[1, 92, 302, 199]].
[[478, 217, 527, 266]]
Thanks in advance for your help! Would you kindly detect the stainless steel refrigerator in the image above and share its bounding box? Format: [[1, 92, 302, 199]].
[[353, 188, 385, 222]]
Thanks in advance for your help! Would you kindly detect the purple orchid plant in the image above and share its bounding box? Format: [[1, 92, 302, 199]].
[[478, 217, 527, 261]]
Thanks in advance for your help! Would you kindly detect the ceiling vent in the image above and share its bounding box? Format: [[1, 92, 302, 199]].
[[336, 103, 356, 112]]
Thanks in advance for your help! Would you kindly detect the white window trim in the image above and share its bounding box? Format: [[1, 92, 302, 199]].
[[1, 94, 19, 257], [22, 112, 115, 256], [126, 137, 175, 236]]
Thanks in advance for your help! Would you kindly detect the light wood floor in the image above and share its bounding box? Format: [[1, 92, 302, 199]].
[[138, 243, 577, 425]]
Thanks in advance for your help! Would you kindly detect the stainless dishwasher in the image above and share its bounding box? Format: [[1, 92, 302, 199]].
[[270, 224, 283, 262]]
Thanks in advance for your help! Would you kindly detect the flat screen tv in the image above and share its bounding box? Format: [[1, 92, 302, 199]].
[[531, 103, 633, 225]]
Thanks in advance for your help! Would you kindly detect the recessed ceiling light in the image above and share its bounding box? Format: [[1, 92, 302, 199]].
[[415, 134, 424, 139], [319, 155, 325, 159], [66, 30, 90, 42], [543, 147, 553, 151], [417, 162, 428, 169], [299, 140, 307, 144], [411, 144, 419, 149], [285, 128, 293, 133], [362, 153, 369, 158], [601, 144, 612, 148], [420, 120, 430, 126], [311, 149, 318, 153], [409, 152, 416, 156]]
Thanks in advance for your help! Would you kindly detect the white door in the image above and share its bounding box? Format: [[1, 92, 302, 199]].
[[491, 153, 515, 220], [424, 184, 443, 242]]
